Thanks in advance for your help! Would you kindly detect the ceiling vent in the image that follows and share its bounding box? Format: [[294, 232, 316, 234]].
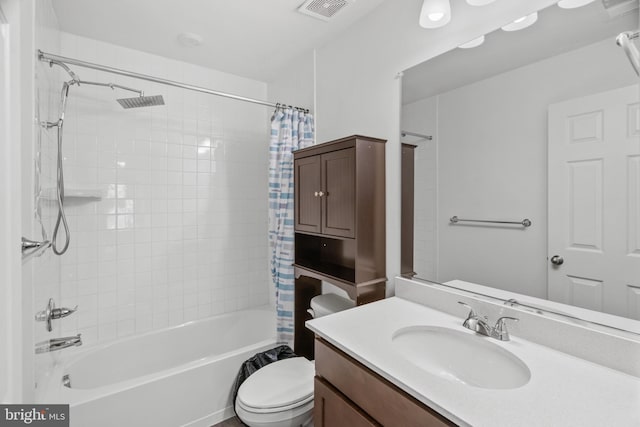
[[297, 0, 352, 22], [602, 0, 639, 18]]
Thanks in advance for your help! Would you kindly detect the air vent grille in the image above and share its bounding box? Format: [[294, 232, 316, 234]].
[[297, 0, 350, 21]]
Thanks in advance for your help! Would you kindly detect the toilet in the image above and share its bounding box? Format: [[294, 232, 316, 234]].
[[235, 294, 355, 427]]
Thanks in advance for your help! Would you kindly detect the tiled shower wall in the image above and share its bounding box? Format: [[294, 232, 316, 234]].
[[48, 33, 271, 346]]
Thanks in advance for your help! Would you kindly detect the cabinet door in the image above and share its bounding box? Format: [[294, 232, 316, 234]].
[[314, 377, 379, 427], [295, 155, 322, 233], [322, 148, 355, 238]]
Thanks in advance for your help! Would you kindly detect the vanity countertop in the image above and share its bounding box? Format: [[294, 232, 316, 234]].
[[306, 296, 640, 427]]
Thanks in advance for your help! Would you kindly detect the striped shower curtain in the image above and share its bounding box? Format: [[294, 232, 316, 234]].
[[268, 108, 314, 347]]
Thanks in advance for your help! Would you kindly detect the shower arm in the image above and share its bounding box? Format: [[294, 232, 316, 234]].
[[44, 58, 144, 96], [75, 80, 144, 97], [45, 58, 80, 83]]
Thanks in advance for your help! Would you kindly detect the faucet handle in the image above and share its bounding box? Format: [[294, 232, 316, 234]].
[[458, 301, 476, 318], [51, 305, 78, 320], [493, 316, 519, 341]]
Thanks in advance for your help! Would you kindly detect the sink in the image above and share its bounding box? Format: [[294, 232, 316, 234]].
[[392, 326, 531, 389]]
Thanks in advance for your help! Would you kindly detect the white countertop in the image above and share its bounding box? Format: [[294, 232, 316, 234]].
[[306, 297, 640, 427]]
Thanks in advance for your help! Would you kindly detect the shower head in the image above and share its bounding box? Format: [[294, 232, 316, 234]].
[[117, 95, 165, 109]]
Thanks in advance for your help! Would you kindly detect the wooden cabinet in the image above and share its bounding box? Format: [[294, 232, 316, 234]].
[[295, 148, 356, 238], [293, 135, 386, 295], [314, 338, 456, 427], [314, 377, 379, 427], [293, 136, 386, 359]]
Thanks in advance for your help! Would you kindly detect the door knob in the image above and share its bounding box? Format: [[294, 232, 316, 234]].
[[550, 255, 564, 266]]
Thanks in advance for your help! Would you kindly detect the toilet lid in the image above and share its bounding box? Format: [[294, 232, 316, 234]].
[[237, 357, 315, 410]]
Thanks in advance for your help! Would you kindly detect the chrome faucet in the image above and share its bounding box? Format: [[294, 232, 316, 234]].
[[35, 298, 78, 332], [458, 302, 518, 341], [35, 334, 82, 354]]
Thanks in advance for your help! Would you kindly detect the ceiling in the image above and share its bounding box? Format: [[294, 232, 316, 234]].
[[402, 1, 639, 104], [51, 0, 387, 82]]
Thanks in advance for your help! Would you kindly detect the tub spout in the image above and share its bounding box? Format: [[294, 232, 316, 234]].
[[35, 334, 82, 354]]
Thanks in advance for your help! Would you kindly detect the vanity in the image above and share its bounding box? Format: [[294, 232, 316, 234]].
[[306, 277, 640, 427]]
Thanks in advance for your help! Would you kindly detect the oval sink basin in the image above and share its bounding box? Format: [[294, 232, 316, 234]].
[[392, 326, 531, 389]]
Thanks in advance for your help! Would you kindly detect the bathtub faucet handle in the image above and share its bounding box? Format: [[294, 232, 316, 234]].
[[35, 298, 78, 332], [51, 305, 78, 320]]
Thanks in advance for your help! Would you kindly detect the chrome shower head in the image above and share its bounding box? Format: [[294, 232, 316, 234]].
[[117, 95, 165, 109]]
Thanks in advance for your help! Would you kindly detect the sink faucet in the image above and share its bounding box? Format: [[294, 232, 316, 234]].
[[458, 302, 518, 341], [35, 334, 82, 354]]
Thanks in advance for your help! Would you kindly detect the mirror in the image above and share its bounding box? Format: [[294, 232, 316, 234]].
[[401, 1, 640, 334]]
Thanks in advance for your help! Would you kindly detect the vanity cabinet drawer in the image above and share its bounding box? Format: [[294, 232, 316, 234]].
[[315, 338, 455, 427], [314, 377, 379, 427]]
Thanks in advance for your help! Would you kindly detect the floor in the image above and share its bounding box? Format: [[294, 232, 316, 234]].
[[211, 416, 244, 427]]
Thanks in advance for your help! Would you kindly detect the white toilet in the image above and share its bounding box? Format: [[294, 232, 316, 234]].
[[235, 294, 355, 427]]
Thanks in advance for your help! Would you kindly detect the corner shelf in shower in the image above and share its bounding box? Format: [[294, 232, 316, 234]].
[[41, 188, 103, 202]]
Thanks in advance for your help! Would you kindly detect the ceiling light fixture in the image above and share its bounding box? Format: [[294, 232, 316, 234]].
[[458, 35, 485, 49], [419, 0, 452, 28], [501, 12, 538, 31], [557, 0, 596, 8], [466, 0, 497, 6]]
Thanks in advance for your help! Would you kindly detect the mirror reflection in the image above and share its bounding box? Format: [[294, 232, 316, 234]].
[[401, 1, 640, 331]]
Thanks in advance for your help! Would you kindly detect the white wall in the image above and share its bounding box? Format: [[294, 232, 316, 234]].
[[267, 49, 316, 120], [405, 37, 638, 298], [313, 0, 558, 294]]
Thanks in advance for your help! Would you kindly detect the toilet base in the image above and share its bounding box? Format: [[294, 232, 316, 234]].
[[235, 399, 313, 427]]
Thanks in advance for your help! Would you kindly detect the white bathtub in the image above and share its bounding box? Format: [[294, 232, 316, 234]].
[[37, 306, 277, 427]]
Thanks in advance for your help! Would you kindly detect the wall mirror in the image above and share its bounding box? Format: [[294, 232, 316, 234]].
[[401, 0, 640, 335]]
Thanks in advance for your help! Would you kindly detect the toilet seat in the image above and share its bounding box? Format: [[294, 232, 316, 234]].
[[235, 357, 315, 426]]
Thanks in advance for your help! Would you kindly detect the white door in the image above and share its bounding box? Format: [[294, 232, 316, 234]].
[[548, 84, 640, 319]]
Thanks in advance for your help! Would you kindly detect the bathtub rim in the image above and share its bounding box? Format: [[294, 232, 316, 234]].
[[36, 305, 277, 406]]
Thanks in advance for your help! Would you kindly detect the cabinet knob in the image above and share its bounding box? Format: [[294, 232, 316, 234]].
[[318, 191, 324, 197], [314, 191, 319, 197]]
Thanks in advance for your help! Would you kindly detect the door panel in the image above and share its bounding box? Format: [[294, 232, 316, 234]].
[[548, 84, 640, 319], [322, 148, 355, 238], [567, 159, 603, 251], [295, 156, 321, 233]]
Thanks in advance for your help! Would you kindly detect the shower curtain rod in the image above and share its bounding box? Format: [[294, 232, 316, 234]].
[[38, 50, 310, 113]]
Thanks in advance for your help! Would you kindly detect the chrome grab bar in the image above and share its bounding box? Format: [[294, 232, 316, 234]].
[[22, 237, 51, 261], [450, 216, 532, 227], [401, 130, 433, 140]]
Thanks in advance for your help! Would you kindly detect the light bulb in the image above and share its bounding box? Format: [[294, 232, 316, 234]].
[[557, 0, 595, 9], [501, 12, 538, 32], [466, 0, 497, 5], [419, 0, 451, 28]]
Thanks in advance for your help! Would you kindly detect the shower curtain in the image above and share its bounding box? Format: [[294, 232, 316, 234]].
[[269, 108, 314, 347]]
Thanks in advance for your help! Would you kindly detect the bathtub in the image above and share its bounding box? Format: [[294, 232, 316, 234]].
[[37, 306, 277, 427]]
